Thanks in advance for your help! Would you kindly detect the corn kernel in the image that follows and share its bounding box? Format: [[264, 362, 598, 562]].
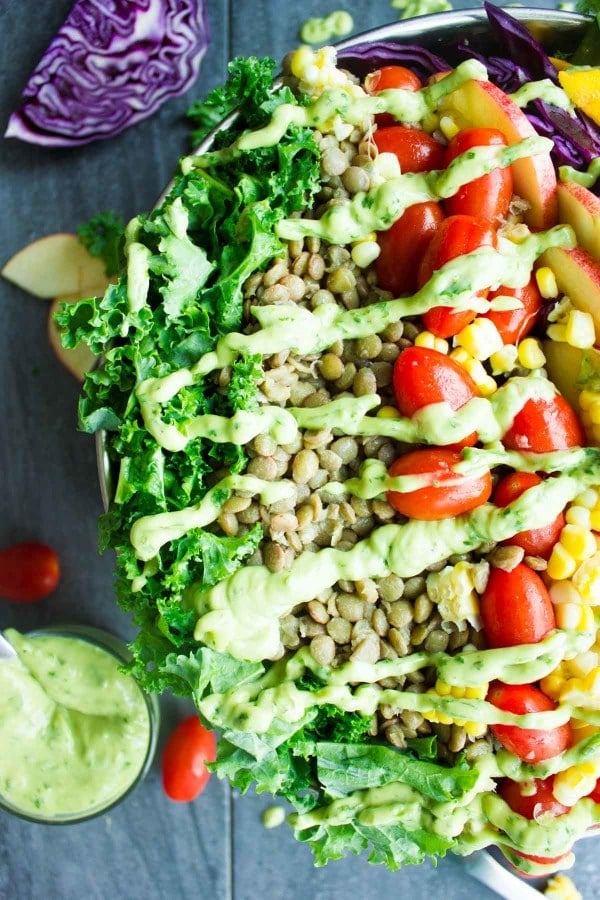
[[504, 223, 531, 243], [436, 678, 453, 696], [290, 46, 313, 79], [546, 323, 568, 343], [578, 392, 597, 413], [590, 510, 600, 531], [575, 488, 599, 508], [547, 543, 578, 580], [415, 331, 449, 354], [553, 761, 599, 806], [535, 266, 559, 299], [560, 524, 597, 561], [540, 671, 565, 699], [450, 347, 472, 367], [568, 650, 599, 678], [517, 337, 546, 369], [489, 344, 518, 375], [549, 580, 583, 606], [572, 553, 600, 605], [566, 505, 592, 528], [376, 405, 400, 419], [437, 712, 453, 725], [351, 241, 380, 268], [544, 872, 582, 900], [464, 722, 487, 738], [456, 317, 503, 361], [439, 115, 460, 141], [565, 309, 596, 349], [464, 685, 488, 700]]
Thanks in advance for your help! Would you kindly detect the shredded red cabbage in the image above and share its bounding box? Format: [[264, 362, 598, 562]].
[[337, 41, 448, 83], [5, 0, 210, 147]]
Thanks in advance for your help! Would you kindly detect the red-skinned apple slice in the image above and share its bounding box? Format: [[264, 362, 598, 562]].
[[541, 245, 600, 334], [556, 180, 600, 262], [439, 79, 557, 230], [2, 233, 107, 299], [48, 290, 105, 381]]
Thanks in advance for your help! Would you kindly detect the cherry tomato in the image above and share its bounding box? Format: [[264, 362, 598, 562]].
[[418, 214, 498, 338], [499, 775, 571, 820], [481, 563, 556, 649], [588, 779, 600, 803], [511, 849, 571, 868], [373, 125, 445, 174], [364, 65, 423, 94], [375, 201, 444, 296], [387, 447, 492, 520], [482, 277, 543, 345], [0, 542, 60, 602], [162, 715, 217, 802], [503, 395, 585, 452], [444, 128, 513, 223], [487, 681, 572, 763], [392, 346, 479, 446], [493, 472, 565, 558]]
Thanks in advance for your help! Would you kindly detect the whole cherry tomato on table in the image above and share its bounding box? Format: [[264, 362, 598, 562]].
[[375, 201, 444, 296], [502, 395, 585, 452], [162, 715, 217, 802], [482, 277, 543, 345], [418, 214, 498, 338], [0, 541, 60, 602], [387, 447, 492, 520], [493, 472, 565, 558], [392, 346, 479, 447], [487, 681, 572, 763], [480, 563, 556, 649], [443, 127, 513, 223], [373, 125, 445, 174]]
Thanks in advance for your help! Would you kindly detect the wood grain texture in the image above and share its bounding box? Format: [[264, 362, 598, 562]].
[[0, 1, 598, 898]]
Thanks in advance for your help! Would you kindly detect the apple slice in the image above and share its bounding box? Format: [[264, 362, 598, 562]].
[[2, 233, 107, 299], [48, 292, 101, 381], [556, 180, 600, 263], [439, 79, 557, 230], [541, 245, 600, 335], [543, 340, 587, 408]]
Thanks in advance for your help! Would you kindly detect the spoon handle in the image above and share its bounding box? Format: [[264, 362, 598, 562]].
[[462, 851, 543, 900]]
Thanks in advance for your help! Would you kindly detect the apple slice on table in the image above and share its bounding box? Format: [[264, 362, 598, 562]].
[[541, 245, 600, 335], [439, 79, 557, 230], [1, 233, 107, 299], [556, 180, 600, 262]]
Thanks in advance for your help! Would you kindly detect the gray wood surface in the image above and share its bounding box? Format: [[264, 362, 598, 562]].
[[0, 1, 598, 897]]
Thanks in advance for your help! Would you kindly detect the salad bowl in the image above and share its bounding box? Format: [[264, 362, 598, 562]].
[[81, 2, 600, 890]]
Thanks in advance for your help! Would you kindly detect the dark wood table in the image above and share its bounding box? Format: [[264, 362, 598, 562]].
[[1, 1, 598, 897]]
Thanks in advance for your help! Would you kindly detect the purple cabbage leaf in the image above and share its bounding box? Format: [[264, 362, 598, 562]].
[[337, 41, 449, 83], [5, 0, 210, 147]]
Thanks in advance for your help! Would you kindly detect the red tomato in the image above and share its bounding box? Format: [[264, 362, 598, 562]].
[[487, 681, 572, 763], [375, 201, 444, 296], [162, 716, 217, 803], [588, 779, 600, 803], [481, 564, 556, 649], [499, 775, 571, 820], [0, 542, 60, 602], [387, 447, 492, 520], [444, 128, 513, 223], [503, 395, 585, 452], [511, 849, 571, 867], [483, 277, 543, 345], [493, 472, 565, 558], [418, 215, 498, 338], [373, 125, 445, 174], [364, 65, 422, 93], [392, 346, 479, 446]]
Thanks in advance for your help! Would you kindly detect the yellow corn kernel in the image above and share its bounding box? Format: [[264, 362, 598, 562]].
[[351, 241, 380, 268], [590, 509, 600, 531], [546, 323, 568, 343], [376, 405, 400, 419], [553, 761, 600, 806], [439, 115, 460, 141], [565, 309, 596, 349], [456, 317, 503, 361], [517, 337, 546, 369], [555, 602, 595, 632], [415, 331, 449, 354], [568, 650, 599, 678], [566, 505, 592, 528], [588, 399, 600, 426], [489, 344, 518, 376], [464, 722, 487, 738], [549, 580, 583, 606], [535, 266, 559, 299], [560, 524, 597, 561], [547, 543, 578, 580], [437, 712, 454, 725], [504, 223, 531, 243], [435, 678, 453, 696], [572, 553, 600, 605], [578, 391, 598, 413], [450, 347, 472, 367], [544, 872, 582, 900], [540, 670, 565, 700], [290, 46, 313, 79], [464, 684, 488, 700]]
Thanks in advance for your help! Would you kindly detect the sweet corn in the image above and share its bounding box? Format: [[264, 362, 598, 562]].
[[540, 664, 568, 700], [435, 679, 488, 700], [565, 309, 596, 349], [544, 872, 582, 900], [376, 405, 400, 419], [547, 542, 578, 580], [558, 667, 600, 708], [555, 602, 595, 632], [455, 317, 503, 361], [572, 552, 600, 605], [535, 266, 559, 300], [438, 115, 460, 141], [351, 240, 380, 268], [549, 580, 583, 606], [414, 331, 449, 354], [426, 560, 488, 629], [421, 681, 488, 735], [560, 524, 597, 561], [517, 337, 546, 369], [566, 505, 592, 528], [547, 322, 569, 343], [489, 343, 518, 376], [552, 759, 600, 806]]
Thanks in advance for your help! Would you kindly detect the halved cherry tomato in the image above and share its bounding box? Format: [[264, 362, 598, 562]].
[[375, 201, 444, 296], [493, 472, 565, 558], [482, 277, 543, 345], [498, 775, 571, 820], [480, 563, 556, 649], [364, 65, 423, 94], [0, 542, 60, 602], [503, 395, 585, 452], [588, 779, 600, 803], [373, 125, 445, 174], [444, 128, 513, 223], [162, 715, 217, 802], [418, 214, 498, 338], [487, 681, 572, 763], [392, 346, 479, 446], [387, 447, 492, 520], [511, 849, 571, 867]]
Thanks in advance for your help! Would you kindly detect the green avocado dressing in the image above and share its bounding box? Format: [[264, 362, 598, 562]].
[[0, 629, 151, 819], [299, 11, 353, 44]]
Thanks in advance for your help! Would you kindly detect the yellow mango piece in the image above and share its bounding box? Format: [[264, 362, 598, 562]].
[[558, 68, 600, 127]]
